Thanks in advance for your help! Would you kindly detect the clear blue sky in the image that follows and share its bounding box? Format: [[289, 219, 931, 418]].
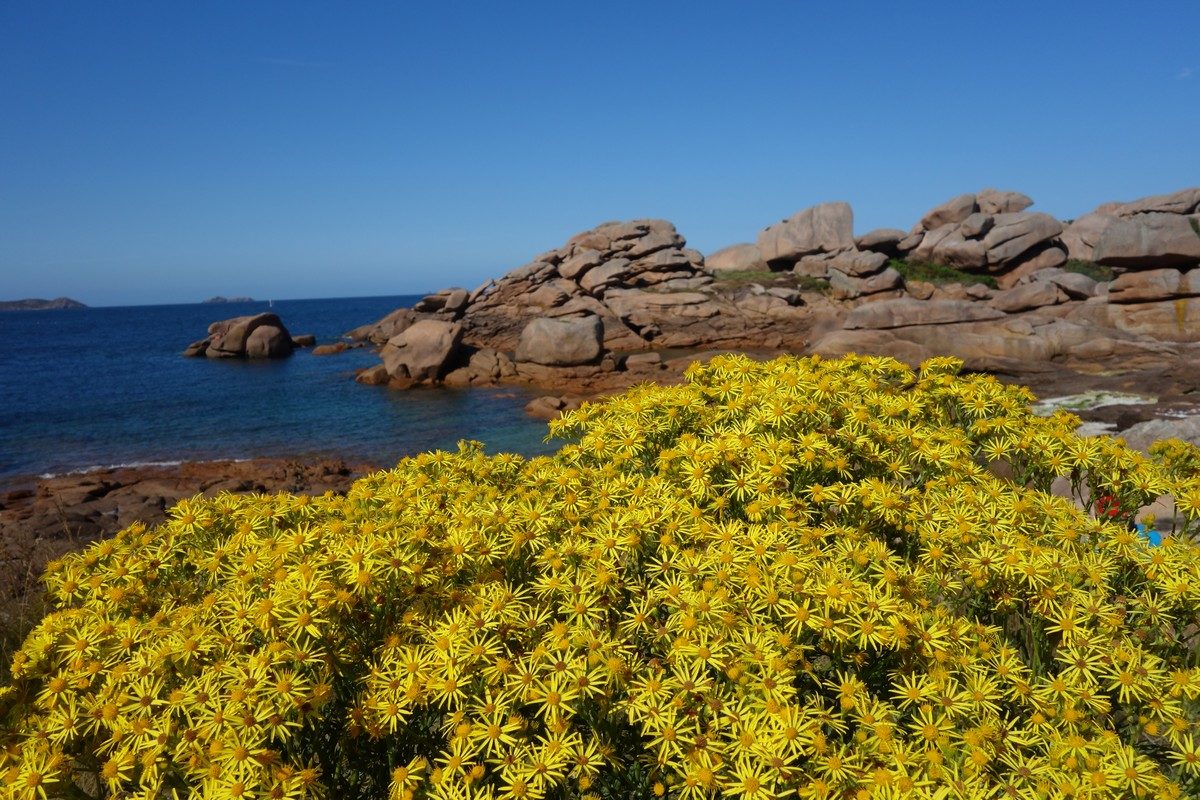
[[2, 2, 1198, 306]]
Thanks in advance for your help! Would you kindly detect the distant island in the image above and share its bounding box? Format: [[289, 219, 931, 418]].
[[203, 295, 255, 304], [0, 297, 87, 311]]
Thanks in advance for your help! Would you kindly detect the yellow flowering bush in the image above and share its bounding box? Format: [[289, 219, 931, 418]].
[[5, 353, 1200, 800]]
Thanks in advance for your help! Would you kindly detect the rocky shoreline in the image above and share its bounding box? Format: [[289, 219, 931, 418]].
[[0, 457, 376, 611], [331, 188, 1198, 393], [9, 186, 1200, 610], [315, 186, 1200, 429]]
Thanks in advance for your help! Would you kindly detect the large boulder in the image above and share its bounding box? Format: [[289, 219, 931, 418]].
[[1093, 214, 1200, 268], [1059, 212, 1114, 263], [795, 249, 888, 278], [380, 319, 463, 381], [981, 212, 1064, 267], [988, 281, 1067, 314], [828, 266, 902, 300], [995, 246, 1069, 289], [245, 324, 294, 358], [918, 193, 978, 230], [190, 313, 294, 359], [1106, 268, 1199, 303], [855, 228, 907, 256], [976, 188, 1034, 215], [1107, 297, 1200, 342], [843, 299, 1005, 330], [1062, 188, 1200, 263], [514, 315, 604, 366], [705, 243, 768, 273], [346, 308, 417, 345], [757, 202, 855, 264], [414, 288, 470, 314], [1117, 188, 1200, 217], [1119, 414, 1200, 452]]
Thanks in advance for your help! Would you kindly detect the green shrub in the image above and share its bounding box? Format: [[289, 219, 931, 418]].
[[793, 275, 830, 293], [887, 259, 997, 289], [1062, 260, 1114, 282]]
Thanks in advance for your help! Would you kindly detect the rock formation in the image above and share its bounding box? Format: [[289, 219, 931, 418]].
[[380, 319, 463, 383], [1062, 188, 1200, 266], [183, 313, 294, 359], [344, 186, 1200, 400]]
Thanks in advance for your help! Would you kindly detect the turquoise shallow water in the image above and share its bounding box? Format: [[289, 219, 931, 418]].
[[0, 296, 555, 481]]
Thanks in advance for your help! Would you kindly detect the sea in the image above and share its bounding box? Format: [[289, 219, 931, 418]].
[[0, 296, 557, 483]]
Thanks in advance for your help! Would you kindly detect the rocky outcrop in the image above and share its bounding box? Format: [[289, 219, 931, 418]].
[[447, 218, 717, 351], [988, 281, 1067, 314], [902, 190, 1065, 280], [1062, 188, 1200, 266], [844, 299, 1005, 330], [380, 319, 463, 382], [706, 243, 768, 273], [757, 202, 856, 265], [1, 458, 372, 615], [346, 186, 1200, 397], [1119, 414, 1200, 452], [1093, 214, 1200, 268], [347, 308, 418, 345], [415, 287, 470, 315], [1107, 268, 1198, 303], [184, 313, 294, 359], [854, 228, 907, 256]]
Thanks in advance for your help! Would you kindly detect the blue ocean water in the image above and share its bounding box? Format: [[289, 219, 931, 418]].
[[0, 297, 556, 481]]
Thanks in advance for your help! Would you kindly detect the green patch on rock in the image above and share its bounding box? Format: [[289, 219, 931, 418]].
[[1063, 260, 1114, 282], [887, 259, 997, 289]]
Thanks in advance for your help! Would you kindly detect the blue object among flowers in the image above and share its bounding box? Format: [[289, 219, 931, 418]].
[[1135, 522, 1163, 546]]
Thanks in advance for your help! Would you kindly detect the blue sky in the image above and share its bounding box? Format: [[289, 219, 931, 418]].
[[2, 2, 1197, 306]]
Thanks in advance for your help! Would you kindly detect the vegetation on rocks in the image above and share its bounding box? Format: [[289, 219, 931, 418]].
[[887, 260, 997, 289], [1062, 260, 1115, 283], [5, 353, 1200, 799], [709, 270, 782, 286]]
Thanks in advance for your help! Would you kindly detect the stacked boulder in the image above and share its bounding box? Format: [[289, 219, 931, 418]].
[[762, 203, 892, 298], [880, 189, 1068, 288], [1059, 189, 1200, 343], [183, 313, 295, 359], [1063, 188, 1200, 266], [459, 218, 716, 351], [750, 202, 902, 300]]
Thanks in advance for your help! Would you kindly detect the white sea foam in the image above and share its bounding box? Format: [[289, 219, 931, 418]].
[[37, 458, 250, 479]]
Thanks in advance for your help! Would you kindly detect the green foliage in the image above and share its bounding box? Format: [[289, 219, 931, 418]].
[[709, 269, 830, 294], [1062, 260, 1115, 282], [793, 275, 830, 293], [5, 354, 1200, 799], [1189, 217, 1199, 237], [887, 259, 997, 289]]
